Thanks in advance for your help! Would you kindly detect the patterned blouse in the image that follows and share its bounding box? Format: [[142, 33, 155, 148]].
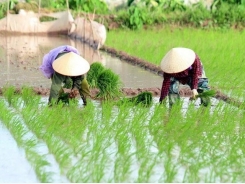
[[159, 54, 202, 102]]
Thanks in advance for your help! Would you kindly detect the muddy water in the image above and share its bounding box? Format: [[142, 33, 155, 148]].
[[0, 34, 163, 89]]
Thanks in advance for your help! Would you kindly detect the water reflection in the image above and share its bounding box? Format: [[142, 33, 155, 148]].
[[0, 34, 163, 89], [0, 124, 38, 183]]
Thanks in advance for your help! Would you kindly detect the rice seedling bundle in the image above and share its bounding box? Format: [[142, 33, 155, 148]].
[[87, 62, 105, 88], [63, 78, 73, 89], [197, 90, 216, 98], [57, 89, 78, 104], [119, 91, 153, 107], [96, 68, 123, 100], [129, 91, 153, 106]]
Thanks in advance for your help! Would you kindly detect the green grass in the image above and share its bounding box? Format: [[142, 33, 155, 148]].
[[105, 27, 245, 99]]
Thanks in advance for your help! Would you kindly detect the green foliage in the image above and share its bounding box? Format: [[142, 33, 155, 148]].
[[87, 62, 105, 88], [211, 3, 245, 28], [127, 0, 135, 7], [41, 0, 66, 9], [181, 3, 212, 27], [128, 0, 186, 11], [13, 1, 39, 13], [127, 6, 146, 30], [0, 3, 7, 19], [0, 0, 18, 18], [160, 0, 186, 11], [69, 0, 108, 14], [9, 0, 19, 10], [117, 0, 245, 30], [96, 68, 123, 100]]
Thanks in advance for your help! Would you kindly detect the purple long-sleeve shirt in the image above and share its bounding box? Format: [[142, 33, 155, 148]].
[[40, 45, 80, 79]]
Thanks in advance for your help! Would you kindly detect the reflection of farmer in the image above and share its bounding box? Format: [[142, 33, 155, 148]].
[[40, 45, 90, 105], [159, 47, 210, 107]]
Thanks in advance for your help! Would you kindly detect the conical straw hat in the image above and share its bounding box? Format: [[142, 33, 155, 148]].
[[160, 47, 195, 73], [52, 52, 90, 76]]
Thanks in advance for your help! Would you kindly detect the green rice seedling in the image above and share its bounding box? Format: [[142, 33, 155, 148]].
[[137, 156, 157, 182], [25, 149, 54, 182], [19, 101, 78, 177], [114, 155, 127, 182], [87, 62, 105, 88], [3, 83, 245, 182], [2, 85, 16, 106], [21, 85, 41, 106], [163, 159, 177, 182], [97, 68, 123, 100], [90, 153, 107, 182]]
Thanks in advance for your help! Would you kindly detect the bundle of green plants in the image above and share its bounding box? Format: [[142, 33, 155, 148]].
[[63, 77, 73, 89], [197, 89, 216, 98], [119, 91, 153, 107], [58, 92, 70, 104], [87, 62, 105, 88], [57, 88, 78, 105], [96, 68, 123, 100]]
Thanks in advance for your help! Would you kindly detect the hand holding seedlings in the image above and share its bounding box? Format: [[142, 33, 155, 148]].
[[69, 89, 79, 99]]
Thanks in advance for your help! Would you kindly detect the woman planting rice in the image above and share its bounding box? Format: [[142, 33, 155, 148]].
[[40, 45, 91, 105], [159, 47, 210, 107]]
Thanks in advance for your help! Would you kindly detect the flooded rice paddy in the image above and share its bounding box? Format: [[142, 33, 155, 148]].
[[0, 34, 163, 182], [0, 34, 234, 182], [0, 34, 163, 89]]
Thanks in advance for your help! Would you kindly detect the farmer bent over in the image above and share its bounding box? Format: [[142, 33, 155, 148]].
[[159, 47, 210, 107], [40, 45, 90, 105]]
